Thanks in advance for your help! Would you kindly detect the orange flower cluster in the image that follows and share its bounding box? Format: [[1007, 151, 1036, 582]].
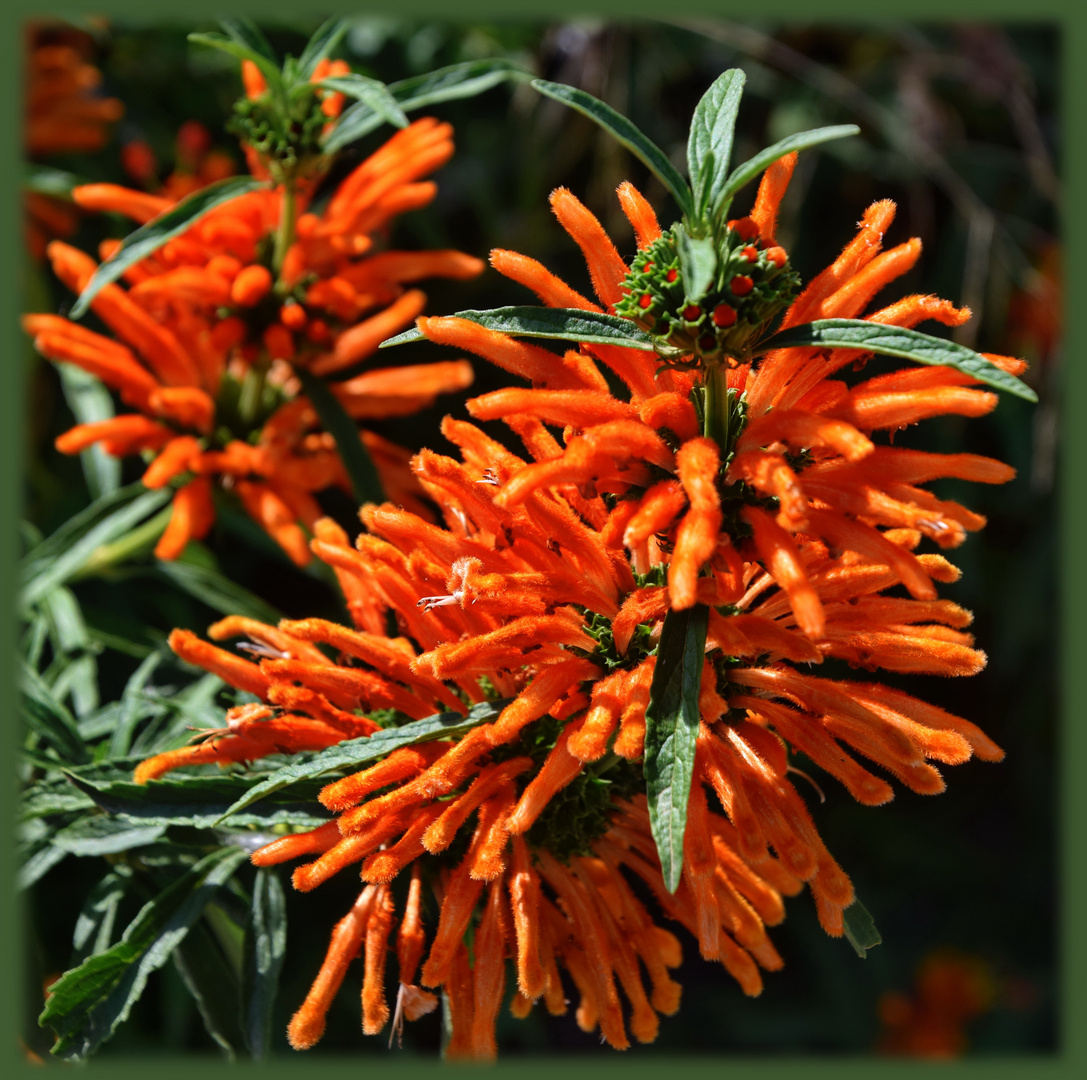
[[24, 23, 124, 260], [133, 157, 1018, 1057], [26, 108, 482, 564], [877, 950, 996, 1057]]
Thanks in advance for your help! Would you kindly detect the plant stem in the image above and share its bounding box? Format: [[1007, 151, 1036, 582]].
[[237, 362, 268, 429], [703, 360, 731, 450], [73, 504, 174, 577], [272, 180, 296, 279]]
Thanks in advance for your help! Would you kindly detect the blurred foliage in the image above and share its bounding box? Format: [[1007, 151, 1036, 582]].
[[20, 16, 1057, 1060]]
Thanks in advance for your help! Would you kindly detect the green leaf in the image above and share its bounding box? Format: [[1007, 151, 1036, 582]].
[[687, 69, 746, 219], [317, 74, 409, 130], [21, 775, 97, 822], [219, 17, 277, 63], [324, 59, 531, 152], [57, 364, 121, 499], [297, 17, 349, 77], [69, 177, 268, 319], [40, 846, 248, 1060], [190, 22, 283, 99], [531, 78, 692, 218], [25, 164, 83, 198], [65, 770, 332, 831], [643, 603, 709, 894], [72, 866, 134, 964], [380, 306, 656, 352], [41, 586, 99, 718], [716, 124, 860, 214], [151, 560, 283, 624], [760, 318, 1038, 402], [216, 697, 512, 823], [19, 482, 169, 606], [21, 658, 89, 764], [109, 652, 164, 757], [673, 224, 718, 305], [242, 869, 287, 1059], [18, 836, 68, 890], [173, 917, 244, 1058], [52, 814, 166, 856], [842, 898, 882, 958], [294, 367, 385, 507]]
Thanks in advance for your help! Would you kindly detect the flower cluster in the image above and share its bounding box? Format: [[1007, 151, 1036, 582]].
[[133, 150, 1020, 1056], [26, 57, 482, 563]]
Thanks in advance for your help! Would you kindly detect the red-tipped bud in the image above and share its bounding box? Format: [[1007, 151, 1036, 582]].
[[232, 264, 273, 307], [639, 293, 653, 309], [730, 275, 754, 297], [728, 217, 760, 241], [666, 268, 678, 282], [765, 246, 788, 267], [713, 304, 737, 328], [741, 245, 759, 262], [280, 302, 308, 331], [683, 304, 702, 321]]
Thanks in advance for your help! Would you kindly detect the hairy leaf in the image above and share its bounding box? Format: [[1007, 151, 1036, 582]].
[[673, 223, 718, 305], [216, 697, 512, 823], [295, 367, 385, 507], [687, 68, 746, 217], [531, 78, 692, 217], [381, 306, 656, 351], [40, 846, 248, 1059], [761, 319, 1038, 401], [52, 814, 166, 857], [69, 177, 268, 319], [644, 604, 709, 893]]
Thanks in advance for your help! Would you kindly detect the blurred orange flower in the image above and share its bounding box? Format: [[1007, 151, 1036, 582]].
[[27, 110, 481, 564]]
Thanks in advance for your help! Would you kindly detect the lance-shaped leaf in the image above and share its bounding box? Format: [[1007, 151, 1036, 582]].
[[531, 78, 693, 219], [673, 224, 718, 305], [297, 17, 350, 78], [20, 485, 172, 609], [69, 176, 268, 319], [316, 74, 408, 130], [151, 560, 283, 624], [688, 68, 746, 218], [241, 869, 287, 1060], [716, 124, 861, 215], [643, 604, 709, 893], [26, 164, 83, 198], [215, 697, 512, 823], [325, 59, 532, 152], [191, 31, 284, 100], [294, 368, 385, 507], [761, 318, 1038, 402], [20, 659, 89, 765], [173, 917, 245, 1058], [39, 846, 248, 1060], [72, 866, 134, 965], [66, 770, 332, 831], [52, 814, 166, 857], [381, 306, 656, 352], [842, 898, 882, 958]]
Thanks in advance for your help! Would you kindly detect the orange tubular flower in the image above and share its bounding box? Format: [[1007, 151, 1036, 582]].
[[131, 72, 1026, 1059], [27, 95, 480, 562]]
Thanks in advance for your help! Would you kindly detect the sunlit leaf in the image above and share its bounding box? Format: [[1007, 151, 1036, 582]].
[[325, 59, 531, 152], [688, 68, 746, 217], [673, 223, 718, 304], [317, 74, 408, 129], [297, 17, 350, 77], [216, 697, 512, 823], [715, 124, 860, 214], [761, 319, 1038, 401], [381, 306, 656, 351], [644, 604, 709, 893], [531, 78, 693, 218], [69, 177, 268, 319]]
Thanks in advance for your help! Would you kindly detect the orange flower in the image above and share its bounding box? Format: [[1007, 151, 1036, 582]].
[[132, 131, 1017, 1059], [24, 23, 123, 158], [27, 111, 482, 564]]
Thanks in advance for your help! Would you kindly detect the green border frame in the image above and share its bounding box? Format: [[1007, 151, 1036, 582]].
[[3, 0, 1078, 1077]]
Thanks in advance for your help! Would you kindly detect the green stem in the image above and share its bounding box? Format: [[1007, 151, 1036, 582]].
[[272, 181, 296, 279], [703, 360, 731, 450], [73, 504, 174, 578], [237, 362, 268, 429]]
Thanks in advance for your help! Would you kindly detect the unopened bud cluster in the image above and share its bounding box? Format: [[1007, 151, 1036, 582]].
[[616, 217, 801, 364], [228, 91, 330, 182]]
